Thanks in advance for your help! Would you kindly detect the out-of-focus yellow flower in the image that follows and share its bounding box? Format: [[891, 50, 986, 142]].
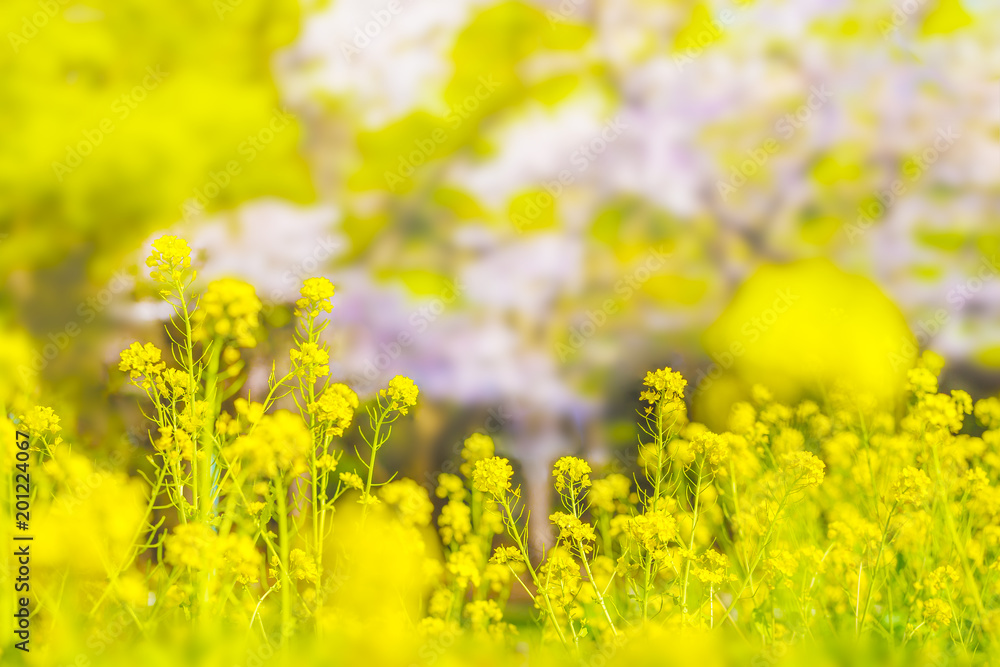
[[590, 473, 631, 513], [764, 549, 799, 583], [436, 472, 466, 501], [460, 432, 495, 477], [728, 401, 757, 435], [222, 410, 311, 479], [19, 405, 62, 437], [782, 451, 826, 489], [221, 533, 263, 585], [974, 397, 1000, 429], [464, 599, 513, 640], [920, 565, 960, 597], [446, 543, 483, 589], [439, 498, 472, 545], [35, 466, 146, 578], [690, 549, 734, 586], [154, 425, 194, 463], [192, 278, 262, 348], [165, 523, 220, 570], [235, 398, 266, 424], [379, 478, 433, 527], [904, 391, 971, 434], [628, 510, 677, 557], [340, 472, 364, 490], [290, 341, 330, 382], [289, 548, 320, 582], [920, 598, 953, 631], [700, 259, 914, 428], [890, 466, 932, 506], [907, 367, 939, 396]]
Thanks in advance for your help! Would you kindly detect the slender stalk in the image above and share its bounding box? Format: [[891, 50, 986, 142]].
[[642, 401, 665, 621], [577, 540, 618, 636], [276, 478, 292, 636], [681, 460, 706, 616], [858, 503, 896, 634], [361, 407, 390, 520], [498, 496, 570, 648]]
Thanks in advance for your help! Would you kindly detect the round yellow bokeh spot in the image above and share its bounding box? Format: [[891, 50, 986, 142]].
[[695, 258, 916, 427]]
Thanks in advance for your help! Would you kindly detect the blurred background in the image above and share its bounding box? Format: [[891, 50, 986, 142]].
[[1, 0, 998, 516]]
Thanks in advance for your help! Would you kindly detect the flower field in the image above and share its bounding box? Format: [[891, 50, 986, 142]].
[[2, 236, 998, 666]]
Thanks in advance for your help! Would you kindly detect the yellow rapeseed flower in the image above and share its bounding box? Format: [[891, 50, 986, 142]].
[[146, 235, 193, 285], [379, 478, 433, 527], [890, 466, 932, 506], [640, 367, 687, 406], [310, 383, 359, 436], [552, 456, 592, 494], [490, 546, 524, 565], [380, 375, 419, 415], [19, 405, 62, 437], [119, 342, 166, 389], [222, 410, 311, 479], [296, 277, 336, 316], [472, 457, 514, 498], [192, 278, 262, 348], [782, 451, 826, 489], [460, 433, 495, 477]]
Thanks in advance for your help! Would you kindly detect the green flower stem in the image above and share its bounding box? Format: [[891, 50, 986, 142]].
[[642, 400, 666, 622], [361, 404, 390, 520], [276, 477, 292, 636], [497, 494, 570, 649], [681, 459, 706, 616], [577, 539, 618, 636]]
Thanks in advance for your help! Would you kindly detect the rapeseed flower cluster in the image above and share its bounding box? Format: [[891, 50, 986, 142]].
[[9, 238, 1000, 667], [380, 374, 420, 415], [146, 235, 193, 285], [310, 383, 358, 435], [192, 278, 263, 348]]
